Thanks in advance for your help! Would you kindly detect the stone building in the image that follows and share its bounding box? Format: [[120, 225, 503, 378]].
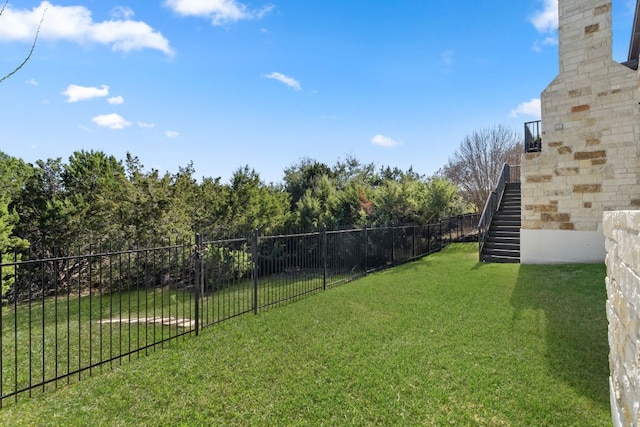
[[520, 0, 640, 263]]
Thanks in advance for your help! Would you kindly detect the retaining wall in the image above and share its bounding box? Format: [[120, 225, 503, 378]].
[[604, 210, 640, 426]]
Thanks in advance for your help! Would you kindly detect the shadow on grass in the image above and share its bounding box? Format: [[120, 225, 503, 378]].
[[510, 263, 609, 409]]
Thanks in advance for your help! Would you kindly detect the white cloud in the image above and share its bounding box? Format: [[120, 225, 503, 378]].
[[165, 0, 274, 26], [371, 134, 401, 148], [0, 1, 173, 56], [91, 113, 132, 129], [62, 84, 109, 102], [110, 6, 135, 20], [137, 121, 155, 128], [25, 78, 38, 86], [509, 98, 541, 118], [530, 0, 558, 33], [263, 72, 301, 91], [107, 96, 124, 105], [166, 130, 180, 138], [533, 36, 558, 52]]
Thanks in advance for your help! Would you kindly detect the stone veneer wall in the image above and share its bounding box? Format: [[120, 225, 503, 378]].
[[521, 0, 640, 263], [604, 211, 640, 427]]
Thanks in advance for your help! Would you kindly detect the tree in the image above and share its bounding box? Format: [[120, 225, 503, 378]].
[[222, 166, 290, 235], [332, 156, 378, 190], [441, 125, 521, 212], [0, 197, 29, 298], [0, 1, 46, 84], [282, 158, 334, 211], [370, 173, 463, 225], [192, 176, 226, 235], [295, 174, 340, 228], [14, 152, 135, 249], [0, 152, 31, 298], [424, 176, 465, 220], [13, 158, 81, 252], [62, 150, 132, 242], [0, 151, 33, 201]]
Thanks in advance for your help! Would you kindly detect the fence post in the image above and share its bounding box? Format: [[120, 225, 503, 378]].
[[364, 224, 368, 275], [412, 225, 416, 259], [391, 223, 396, 267], [194, 234, 202, 336], [252, 229, 259, 315], [322, 226, 327, 291]]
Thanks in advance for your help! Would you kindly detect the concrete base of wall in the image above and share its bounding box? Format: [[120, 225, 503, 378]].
[[520, 227, 605, 264]]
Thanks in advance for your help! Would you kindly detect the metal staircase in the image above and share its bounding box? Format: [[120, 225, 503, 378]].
[[480, 183, 520, 263], [478, 164, 521, 263]]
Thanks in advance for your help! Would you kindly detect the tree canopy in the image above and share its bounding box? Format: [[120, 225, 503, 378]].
[[0, 149, 468, 259]]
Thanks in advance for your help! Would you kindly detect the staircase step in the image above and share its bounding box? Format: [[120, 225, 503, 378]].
[[493, 215, 520, 221], [491, 222, 520, 228], [493, 229, 520, 235], [484, 244, 520, 252], [486, 233, 520, 243], [480, 180, 521, 264], [482, 249, 520, 256], [481, 254, 520, 263], [494, 214, 520, 220]]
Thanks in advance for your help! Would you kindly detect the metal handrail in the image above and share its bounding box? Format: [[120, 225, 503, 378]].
[[478, 164, 520, 260]]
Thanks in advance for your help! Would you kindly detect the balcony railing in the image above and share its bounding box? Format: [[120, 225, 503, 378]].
[[524, 120, 541, 153]]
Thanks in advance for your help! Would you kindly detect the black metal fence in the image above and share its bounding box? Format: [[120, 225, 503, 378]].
[[0, 214, 478, 405]]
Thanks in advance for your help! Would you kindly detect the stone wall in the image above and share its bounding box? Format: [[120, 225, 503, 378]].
[[521, 0, 640, 263], [604, 210, 640, 427]]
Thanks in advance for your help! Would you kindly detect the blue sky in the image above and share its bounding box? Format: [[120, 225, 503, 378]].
[[0, 0, 637, 184]]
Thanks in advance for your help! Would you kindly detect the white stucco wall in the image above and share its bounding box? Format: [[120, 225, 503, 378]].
[[521, 228, 605, 264]]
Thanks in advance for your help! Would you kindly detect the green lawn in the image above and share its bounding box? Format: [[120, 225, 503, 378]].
[[0, 243, 611, 426]]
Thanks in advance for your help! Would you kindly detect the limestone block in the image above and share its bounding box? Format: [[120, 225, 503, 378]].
[[522, 219, 541, 230], [562, 199, 584, 210], [541, 212, 571, 222], [526, 175, 553, 183], [555, 167, 580, 175], [574, 184, 602, 193], [575, 150, 606, 160]]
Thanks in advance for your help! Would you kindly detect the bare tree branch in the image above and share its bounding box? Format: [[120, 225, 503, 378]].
[[0, 2, 47, 84], [442, 125, 521, 212]]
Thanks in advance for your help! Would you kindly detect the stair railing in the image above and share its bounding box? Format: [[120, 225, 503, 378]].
[[478, 164, 520, 260]]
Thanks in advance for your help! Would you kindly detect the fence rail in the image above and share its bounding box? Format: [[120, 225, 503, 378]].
[[0, 214, 477, 405]]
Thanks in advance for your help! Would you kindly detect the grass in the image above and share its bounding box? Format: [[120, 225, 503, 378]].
[[0, 285, 195, 400], [0, 267, 349, 398], [0, 243, 610, 426]]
